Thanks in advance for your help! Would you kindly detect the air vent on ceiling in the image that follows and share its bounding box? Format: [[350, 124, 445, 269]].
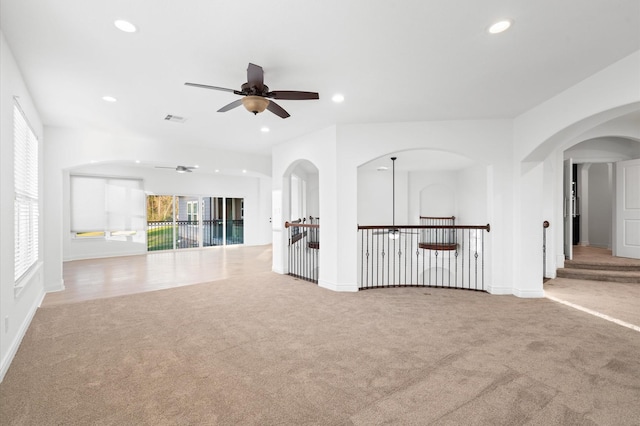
[[164, 114, 186, 123]]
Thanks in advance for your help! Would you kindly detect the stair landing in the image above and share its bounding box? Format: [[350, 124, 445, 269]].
[[557, 246, 640, 284]]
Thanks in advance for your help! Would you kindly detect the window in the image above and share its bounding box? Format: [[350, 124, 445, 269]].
[[14, 104, 39, 284], [187, 200, 198, 222], [70, 175, 145, 238]]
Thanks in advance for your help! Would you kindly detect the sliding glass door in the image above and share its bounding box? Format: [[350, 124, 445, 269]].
[[146, 195, 175, 251], [226, 198, 244, 245], [203, 197, 223, 247], [147, 195, 243, 251], [176, 196, 200, 249]]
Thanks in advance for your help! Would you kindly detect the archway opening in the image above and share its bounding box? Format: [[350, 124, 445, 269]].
[[282, 159, 320, 282]]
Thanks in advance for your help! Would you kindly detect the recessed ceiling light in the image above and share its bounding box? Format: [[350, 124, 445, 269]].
[[332, 94, 345, 103], [377, 166, 389, 172], [135, 160, 140, 164], [261, 126, 270, 133], [114, 19, 137, 33], [242, 169, 247, 173], [215, 169, 220, 173], [488, 19, 512, 34], [102, 96, 117, 102]]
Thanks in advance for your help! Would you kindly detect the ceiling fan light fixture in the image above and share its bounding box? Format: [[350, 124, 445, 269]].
[[242, 96, 269, 115]]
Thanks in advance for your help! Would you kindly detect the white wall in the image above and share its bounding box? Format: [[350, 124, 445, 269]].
[[410, 170, 458, 222], [271, 126, 338, 286], [358, 169, 409, 226], [0, 32, 46, 382], [62, 163, 271, 261], [359, 165, 489, 227], [565, 137, 640, 162], [456, 164, 488, 225], [515, 50, 640, 163]]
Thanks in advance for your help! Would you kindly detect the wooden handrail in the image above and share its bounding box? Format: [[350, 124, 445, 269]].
[[285, 221, 319, 229], [358, 224, 490, 232], [419, 215, 456, 220]]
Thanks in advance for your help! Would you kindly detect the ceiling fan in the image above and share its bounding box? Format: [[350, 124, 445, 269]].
[[155, 165, 197, 173], [185, 63, 319, 119]]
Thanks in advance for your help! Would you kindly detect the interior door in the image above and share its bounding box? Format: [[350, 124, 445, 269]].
[[563, 159, 573, 260], [615, 159, 640, 259]]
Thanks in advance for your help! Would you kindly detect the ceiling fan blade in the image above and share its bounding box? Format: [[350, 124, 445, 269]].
[[267, 91, 319, 100], [185, 82, 240, 94], [247, 63, 264, 91], [266, 100, 290, 119], [217, 99, 244, 113]]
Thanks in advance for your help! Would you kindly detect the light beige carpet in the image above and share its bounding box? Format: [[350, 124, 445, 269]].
[[2, 272, 640, 425]]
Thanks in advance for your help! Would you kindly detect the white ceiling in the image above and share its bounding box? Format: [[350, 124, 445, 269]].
[[1, 0, 639, 158]]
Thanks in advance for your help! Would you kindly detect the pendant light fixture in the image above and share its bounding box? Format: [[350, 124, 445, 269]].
[[389, 156, 399, 240]]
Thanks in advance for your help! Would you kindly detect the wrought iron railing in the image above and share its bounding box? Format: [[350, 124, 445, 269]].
[[147, 221, 175, 251], [203, 219, 224, 247], [308, 216, 319, 249], [419, 216, 456, 249], [226, 219, 244, 245], [358, 224, 490, 291], [176, 220, 199, 248], [285, 218, 319, 283], [147, 219, 243, 251]]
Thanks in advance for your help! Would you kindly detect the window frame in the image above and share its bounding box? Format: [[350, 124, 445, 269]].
[[13, 103, 40, 286]]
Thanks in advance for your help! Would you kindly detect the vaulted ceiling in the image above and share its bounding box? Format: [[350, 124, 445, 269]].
[[2, 0, 639, 156]]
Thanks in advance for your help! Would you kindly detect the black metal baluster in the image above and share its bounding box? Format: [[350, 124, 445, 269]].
[[453, 229, 458, 288], [467, 229, 471, 290], [474, 230, 479, 290], [482, 230, 485, 291]]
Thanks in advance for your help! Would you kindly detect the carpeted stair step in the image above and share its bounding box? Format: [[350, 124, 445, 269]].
[[556, 267, 640, 283], [564, 260, 640, 272]]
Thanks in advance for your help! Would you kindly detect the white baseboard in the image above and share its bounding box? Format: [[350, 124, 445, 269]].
[[0, 288, 45, 383], [512, 287, 545, 298], [486, 285, 513, 295], [318, 280, 359, 292]]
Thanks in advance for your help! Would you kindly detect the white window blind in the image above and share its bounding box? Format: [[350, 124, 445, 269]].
[[14, 104, 39, 283], [70, 175, 144, 234]]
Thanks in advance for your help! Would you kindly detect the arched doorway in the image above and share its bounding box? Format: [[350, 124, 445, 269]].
[[282, 159, 320, 282], [562, 136, 640, 261]]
